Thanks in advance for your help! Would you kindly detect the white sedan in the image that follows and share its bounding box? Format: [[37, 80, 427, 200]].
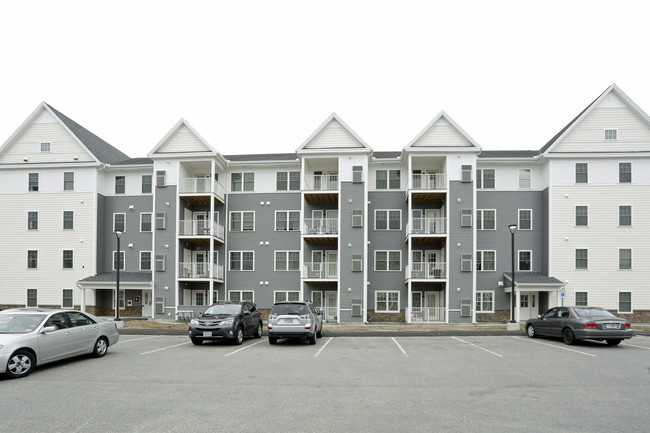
[[0, 308, 119, 379]]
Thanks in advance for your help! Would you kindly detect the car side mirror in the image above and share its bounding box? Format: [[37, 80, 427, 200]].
[[197, 312, 203, 318], [41, 325, 57, 333]]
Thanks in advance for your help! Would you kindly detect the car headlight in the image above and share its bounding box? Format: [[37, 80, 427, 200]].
[[219, 319, 234, 326], [190, 319, 199, 325]]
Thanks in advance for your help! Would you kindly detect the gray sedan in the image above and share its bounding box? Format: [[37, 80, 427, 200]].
[[0, 308, 120, 379], [525, 306, 633, 345]]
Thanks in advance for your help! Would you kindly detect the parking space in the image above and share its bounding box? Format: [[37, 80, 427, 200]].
[[3, 334, 650, 432]]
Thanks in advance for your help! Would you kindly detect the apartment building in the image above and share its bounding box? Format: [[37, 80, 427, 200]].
[[1, 84, 648, 323]]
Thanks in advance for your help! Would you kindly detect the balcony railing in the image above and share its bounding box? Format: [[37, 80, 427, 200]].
[[179, 262, 224, 280], [406, 262, 446, 279], [303, 218, 339, 235], [407, 217, 446, 235], [304, 174, 338, 191], [179, 177, 225, 199], [303, 262, 338, 279], [409, 307, 446, 323], [178, 220, 225, 240], [322, 306, 338, 323], [411, 173, 446, 190]]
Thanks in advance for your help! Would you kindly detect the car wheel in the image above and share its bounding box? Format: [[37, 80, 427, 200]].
[[526, 324, 536, 338], [268, 337, 277, 345], [606, 339, 622, 346], [316, 325, 322, 339], [93, 337, 109, 357], [191, 337, 202, 345], [233, 326, 244, 345], [254, 322, 263, 339], [562, 328, 576, 345], [6, 350, 35, 379], [308, 334, 316, 345]]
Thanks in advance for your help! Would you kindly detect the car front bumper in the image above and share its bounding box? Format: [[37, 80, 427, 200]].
[[189, 326, 237, 341]]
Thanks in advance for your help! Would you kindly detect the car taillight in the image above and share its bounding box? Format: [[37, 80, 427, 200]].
[[268, 324, 273, 330], [583, 322, 597, 329], [625, 322, 631, 329], [115, 323, 118, 330]]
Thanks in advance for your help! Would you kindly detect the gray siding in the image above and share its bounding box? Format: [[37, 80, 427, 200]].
[[339, 182, 365, 322], [153, 186, 177, 318], [448, 180, 475, 322]]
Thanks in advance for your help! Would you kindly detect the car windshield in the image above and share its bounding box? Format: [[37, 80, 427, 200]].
[[272, 304, 310, 315], [573, 308, 616, 318], [0, 314, 46, 334], [203, 304, 242, 316]]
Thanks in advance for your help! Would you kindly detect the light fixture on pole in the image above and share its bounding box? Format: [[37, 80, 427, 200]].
[[508, 224, 517, 323], [114, 230, 123, 321]]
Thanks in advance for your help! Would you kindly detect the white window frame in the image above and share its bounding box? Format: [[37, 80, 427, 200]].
[[619, 162, 631, 183], [376, 169, 401, 190], [374, 209, 401, 231], [604, 129, 618, 140], [63, 172, 74, 191], [374, 250, 401, 272], [40, 141, 51, 152], [113, 251, 126, 271], [274, 291, 300, 303], [518, 250, 532, 271], [276, 171, 300, 191], [26, 288, 38, 307], [231, 172, 254, 192], [274, 250, 300, 271], [518, 209, 532, 230], [618, 205, 632, 226], [62, 249, 74, 269], [575, 163, 588, 184], [113, 213, 126, 232], [618, 291, 632, 314], [62, 288, 74, 309], [518, 169, 531, 189], [275, 210, 300, 231], [476, 209, 496, 230], [63, 210, 74, 230], [476, 168, 495, 189], [575, 205, 588, 227], [115, 175, 126, 194], [575, 248, 589, 270], [575, 291, 588, 307], [476, 250, 496, 272], [229, 290, 254, 302], [27, 250, 38, 269], [475, 291, 494, 313], [140, 212, 153, 232], [140, 251, 152, 271], [27, 211, 38, 230], [141, 174, 153, 194], [375, 290, 400, 313], [229, 251, 255, 271], [229, 211, 255, 231], [28, 173, 39, 192], [618, 248, 632, 270]]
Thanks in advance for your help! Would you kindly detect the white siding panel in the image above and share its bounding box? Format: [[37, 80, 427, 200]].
[[552, 107, 650, 153], [0, 121, 94, 164], [306, 120, 364, 149], [157, 125, 211, 153], [412, 121, 472, 147], [550, 185, 650, 310]]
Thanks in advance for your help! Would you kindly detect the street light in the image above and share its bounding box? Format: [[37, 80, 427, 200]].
[[114, 230, 123, 321], [508, 224, 517, 323]]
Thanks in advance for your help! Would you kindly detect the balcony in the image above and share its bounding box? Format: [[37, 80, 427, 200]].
[[409, 307, 446, 323], [303, 262, 338, 280], [178, 262, 224, 281], [179, 177, 225, 204], [303, 218, 338, 242], [304, 174, 338, 203], [409, 173, 446, 202], [178, 220, 225, 242], [406, 262, 446, 280], [407, 217, 446, 236]]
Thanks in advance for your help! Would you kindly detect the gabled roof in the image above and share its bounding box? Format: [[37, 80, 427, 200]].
[[78, 272, 152, 284], [478, 150, 539, 159], [149, 118, 219, 156], [224, 153, 298, 162], [539, 83, 650, 154], [404, 111, 481, 151], [0, 102, 129, 165], [297, 112, 371, 152]]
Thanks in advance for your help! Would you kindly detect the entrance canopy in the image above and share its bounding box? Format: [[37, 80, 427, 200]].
[[78, 272, 153, 289], [503, 272, 564, 293]]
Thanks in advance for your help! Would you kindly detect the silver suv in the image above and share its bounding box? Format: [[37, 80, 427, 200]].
[[267, 301, 323, 345]]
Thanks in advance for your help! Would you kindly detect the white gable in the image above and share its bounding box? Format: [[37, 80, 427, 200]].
[[303, 119, 366, 149], [155, 124, 212, 153], [0, 106, 94, 164], [405, 111, 480, 151]]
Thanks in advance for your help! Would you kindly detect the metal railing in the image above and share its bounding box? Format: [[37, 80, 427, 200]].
[[410, 307, 446, 323], [322, 307, 338, 323], [406, 262, 446, 279], [407, 217, 446, 235], [179, 177, 225, 199], [304, 174, 338, 191], [411, 173, 446, 190], [179, 262, 224, 280], [178, 220, 225, 240], [303, 262, 338, 279], [303, 218, 339, 235]]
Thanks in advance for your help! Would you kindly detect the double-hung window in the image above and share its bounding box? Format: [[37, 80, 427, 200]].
[[476, 291, 494, 313], [619, 248, 632, 270], [476, 251, 496, 271], [575, 206, 588, 226], [376, 170, 400, 189], [618, 205, 632, 226], [275, 291, 300, 302], [476, 169, 495, 189], [276, 171, 300, 191], [230, 211, 255, 231], [113, 213, 126, 232], [619, 163, 631, 183], [375, 210, 401, 230], [63, 211, 74, 230], [62, 250, 74, 269], [29, 173, 39, 191], [140, 213, 152, 232], [618, 292, 632, 313], [229, 251, 254, 271], [519, 169, 531, 189], [27, 289, 38, 307], [115, 176, 125, 194], [518, 251, 532, 271], [28, 211, 38, 230], [575, 292, 588, 307], [27, 250, 38, 269], [518, 209, 532, 230], [275, 211, 300, 231], [140, 251, 152, 271], [229, 291, 254, 302], [113, 251, 125, 271], [375, 291, 399, 313], [575, 249, 588, 270], [62, 289, 74, 309], [231, 172, 254, 191], [63, 172, 74, 191], [275, 251, 300, 271], [375, 250, 401, 271], [476, 209, 496, 230], [575, 163, 588, 183], [142, 175, 153, 193]]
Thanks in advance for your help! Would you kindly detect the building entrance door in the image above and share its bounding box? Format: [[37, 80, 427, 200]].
[[519, 292, 537, 321], [142, 290, 152, 317]]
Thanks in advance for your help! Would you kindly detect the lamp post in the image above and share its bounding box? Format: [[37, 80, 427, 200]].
[[115, 230, 123, 321], [508, 224, 517, 323]]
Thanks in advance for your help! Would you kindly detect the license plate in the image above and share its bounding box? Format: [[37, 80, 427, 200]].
[[203, 331, 212, 337], [605, 323, 619, 329], [280, 318, 298, 324]]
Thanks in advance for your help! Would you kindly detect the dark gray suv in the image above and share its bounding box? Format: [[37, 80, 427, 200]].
[[188, 301, 263, 345], [267, 301, 323, 345]]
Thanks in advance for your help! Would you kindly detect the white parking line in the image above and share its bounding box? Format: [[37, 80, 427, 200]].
[[116, 335, 163, 344], [140, 341, 191, 355], [513, 336, 596, 357], [452, 337, 503, 358], [224, 339, 266, 357], [622, 343, 650, 350], [391, 337, 409, 357], [314, 337, 333, 357]]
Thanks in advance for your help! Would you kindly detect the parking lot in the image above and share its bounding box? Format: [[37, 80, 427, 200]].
[[2, 334, 649, 433]]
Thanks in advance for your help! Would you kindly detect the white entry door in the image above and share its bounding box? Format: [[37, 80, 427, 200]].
[[519, 292, 537, 321], [142, 290, 152, 317], [425, 292, 442, 321], [193, 251, 206, 277], [325, 291, 337, 322], [325, 250, 337, 278]]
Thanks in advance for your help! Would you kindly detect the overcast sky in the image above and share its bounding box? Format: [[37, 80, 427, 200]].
[[2, 1, 649, 158]]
